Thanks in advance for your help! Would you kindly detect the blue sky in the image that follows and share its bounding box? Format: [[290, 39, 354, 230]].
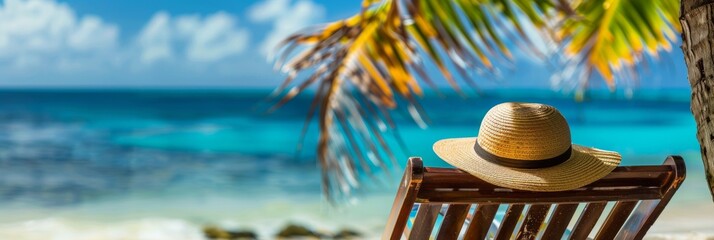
[[0, 0, 690, 89]]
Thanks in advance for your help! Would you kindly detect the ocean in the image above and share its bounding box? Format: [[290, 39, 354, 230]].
[[0, 89, 710, 239]]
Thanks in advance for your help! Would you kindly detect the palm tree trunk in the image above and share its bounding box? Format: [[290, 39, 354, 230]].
[[681, 0, 714, 201]]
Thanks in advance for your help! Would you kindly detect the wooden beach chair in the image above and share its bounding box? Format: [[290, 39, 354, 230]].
[[382, 156, 686, 240]]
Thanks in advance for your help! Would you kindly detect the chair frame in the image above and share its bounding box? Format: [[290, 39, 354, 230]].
[[382, 156, 686, 240]]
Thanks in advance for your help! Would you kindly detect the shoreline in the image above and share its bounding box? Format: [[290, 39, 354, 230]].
[[0, 192, 711, 240], [0, 167, 710, 239], [0, 214, 712, 240]]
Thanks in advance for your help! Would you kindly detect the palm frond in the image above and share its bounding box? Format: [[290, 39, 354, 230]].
[[269, 0, 553, 200], [552, 0, 679, 91]]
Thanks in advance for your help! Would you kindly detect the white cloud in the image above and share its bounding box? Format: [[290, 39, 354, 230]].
[[248, 0, 325, 57], [247, 0, 289, 22], [136, 12, 173, 64], [180, 13, 249, 62], [68, 16, 118, 51], [0, 0, 119, 69], [0, 0, 276, 85], [136, 11, 250, 65], [0, 0, 252, 72]]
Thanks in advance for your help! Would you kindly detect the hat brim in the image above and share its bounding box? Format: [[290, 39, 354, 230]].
[[433, 137, 622, 192]]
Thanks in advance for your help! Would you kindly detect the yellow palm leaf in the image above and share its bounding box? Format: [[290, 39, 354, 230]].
[[558, 0, 679, 89]]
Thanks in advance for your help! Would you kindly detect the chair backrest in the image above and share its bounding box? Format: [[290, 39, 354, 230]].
[[382, 156, 686, 240]]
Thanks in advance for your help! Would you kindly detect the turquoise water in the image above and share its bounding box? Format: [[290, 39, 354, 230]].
[[0, 89, 708, 238]]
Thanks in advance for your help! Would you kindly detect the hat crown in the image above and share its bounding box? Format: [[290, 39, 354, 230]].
[[477, 102, 571, 161]]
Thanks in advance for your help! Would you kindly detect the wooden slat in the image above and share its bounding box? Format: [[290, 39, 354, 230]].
[[417, 160, 676, 205], [594, 201, 639, 240], [569, 202, 607, 240], [463, 204, 499, 239], [408, 204, 441, 240], [423, 165, 671, 175], [421, 166, 671, 189], [494, 204, 524, 240], [381, 157, 424, 240], [616, 156, 686, 240], [615, 199, 658, 240], [436, 204, 470, 239], [515, 204, 552, 240], [421, 175, 668, 190], [418, 187, 662, 204], [541, 204, 579, 240]]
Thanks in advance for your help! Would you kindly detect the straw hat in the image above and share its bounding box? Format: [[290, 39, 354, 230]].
[[433, 102, 622, 192]]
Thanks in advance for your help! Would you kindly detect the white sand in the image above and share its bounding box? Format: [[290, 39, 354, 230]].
[[0, 171, 712, 239]]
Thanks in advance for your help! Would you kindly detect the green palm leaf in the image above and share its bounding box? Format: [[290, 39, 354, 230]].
[[554, 0, 679, 91]]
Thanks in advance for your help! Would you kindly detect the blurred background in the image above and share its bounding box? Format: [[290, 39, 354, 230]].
[[0, 0, 709, 239]]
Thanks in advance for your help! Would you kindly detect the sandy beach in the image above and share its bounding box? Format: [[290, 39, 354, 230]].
[[0, 173, 712, 240]]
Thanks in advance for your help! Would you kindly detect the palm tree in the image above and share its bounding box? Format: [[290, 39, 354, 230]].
[[681, 0, 714, 202], [267, 0, 683, 201]]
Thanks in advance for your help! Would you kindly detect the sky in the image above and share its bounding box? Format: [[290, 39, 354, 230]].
[[0, 0, 691, 89]]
